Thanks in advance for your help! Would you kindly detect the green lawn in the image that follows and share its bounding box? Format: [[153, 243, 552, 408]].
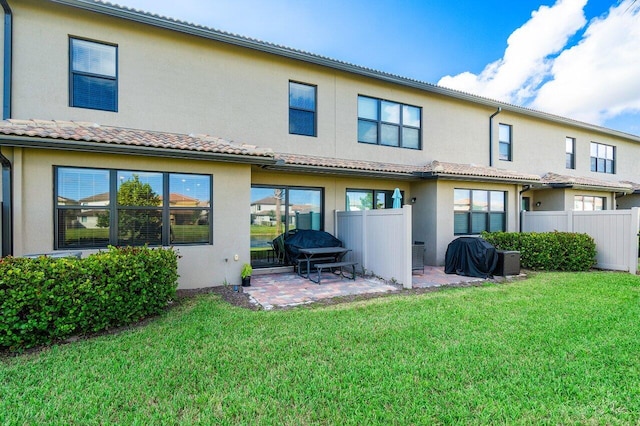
[[2, 272, 639, 424]]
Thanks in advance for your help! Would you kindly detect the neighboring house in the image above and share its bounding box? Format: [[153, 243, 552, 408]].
[[0, 0, 638, 288]]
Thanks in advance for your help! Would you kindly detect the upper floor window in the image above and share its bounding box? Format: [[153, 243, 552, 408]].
[[566, 137, 575, 169], [70, 38, 118, 112], [498, 123, 512, 161], [346, 188, 404, 211], [55, 167, 212, 249], [574, 195, 605, 211], [454, 189, 506, 235], [590, 142, 615, 174], [358, 96, 421, 149], [289, 81, 316, 136]]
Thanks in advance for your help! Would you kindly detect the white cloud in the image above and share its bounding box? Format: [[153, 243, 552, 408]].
[[532, 0, 640, 125], [438, 0, 588, 104], [438, 0, 640, 131]]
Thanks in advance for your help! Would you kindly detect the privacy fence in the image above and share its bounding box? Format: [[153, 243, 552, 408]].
[[521, 208, 640, 274], [335, 205, 412, 288]]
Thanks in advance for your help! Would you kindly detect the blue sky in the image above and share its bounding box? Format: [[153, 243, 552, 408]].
[[115, 0, 640, 136]]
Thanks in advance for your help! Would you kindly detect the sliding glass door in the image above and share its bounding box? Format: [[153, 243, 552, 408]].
[[250, 185, 323, 267]]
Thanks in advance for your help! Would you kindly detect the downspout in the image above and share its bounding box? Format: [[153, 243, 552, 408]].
[[518, 184, 532, 233], [0, 0, 11, 256], [489, 107, 502, 167]]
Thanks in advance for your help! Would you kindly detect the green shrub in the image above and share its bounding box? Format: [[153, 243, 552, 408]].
[[0, 246, 178, 351], [482, 231, 596, 272]]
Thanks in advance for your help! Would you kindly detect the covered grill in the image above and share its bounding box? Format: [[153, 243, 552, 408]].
[[444, 237, 498, 278]]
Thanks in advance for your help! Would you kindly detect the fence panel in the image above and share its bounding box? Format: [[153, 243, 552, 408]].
[[336, 206, 412, 288], [521, 211, 570, 232], [522, 208, 639, 273], [335, 211, 364, 272]]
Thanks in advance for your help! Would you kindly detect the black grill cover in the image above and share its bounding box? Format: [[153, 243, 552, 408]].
[[445, 237, 497, 278], [282, 230, 342, 262]]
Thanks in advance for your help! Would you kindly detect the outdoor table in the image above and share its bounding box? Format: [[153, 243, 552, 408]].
[[297, 247, 350, 279]]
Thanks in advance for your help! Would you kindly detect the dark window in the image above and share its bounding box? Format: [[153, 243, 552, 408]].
[[574, 195, 605, 211], [289, 81, 316, 136], [358, 95, 421, 149], [345, 189, 404, 210], [566, 137, 575, 169], [70, 38, 117, 111], [590, 142, 615, 174], [499, 124, 512, 161], [55, 167, 212, 249], [454, 189, 506, 235]]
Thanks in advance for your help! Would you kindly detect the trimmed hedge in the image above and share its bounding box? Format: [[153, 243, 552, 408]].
[[481, 231, 596, 272], [0, 246, 178, 351]]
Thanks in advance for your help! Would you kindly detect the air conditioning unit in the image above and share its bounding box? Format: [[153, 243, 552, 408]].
[[495, 250, 520, 276]]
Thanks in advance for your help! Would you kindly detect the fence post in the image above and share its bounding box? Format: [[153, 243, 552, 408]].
[[630, 207, 639, 275], [402, 205, 413, 289], [567, 210, 574, 232], [361, 210, 368, 274]]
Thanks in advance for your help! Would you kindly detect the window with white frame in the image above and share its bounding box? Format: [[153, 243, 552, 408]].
[[566, 137, 575, 169], [357, 95, 421, 149], [574, 195, 605, 211], [499, 123, 512, 161], [454, 189, 506, 235], [55, 167, 212, 249], [70, 37, 118, 111], [590, 142, 615, 174]]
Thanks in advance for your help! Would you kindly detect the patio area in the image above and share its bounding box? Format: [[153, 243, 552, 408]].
[[244, 266, 486, 310]]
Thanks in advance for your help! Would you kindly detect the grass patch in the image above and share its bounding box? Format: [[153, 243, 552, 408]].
[[2, 272, 639, 424]]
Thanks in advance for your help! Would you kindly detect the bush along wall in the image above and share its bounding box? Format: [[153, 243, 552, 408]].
[[0, 246, 179, 351], [482, 231, 596, 272]]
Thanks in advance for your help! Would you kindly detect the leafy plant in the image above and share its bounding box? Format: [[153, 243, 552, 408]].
[[482, 231, 596, 271], [0, 246, 179, 351], [241, 263, 253, 279]]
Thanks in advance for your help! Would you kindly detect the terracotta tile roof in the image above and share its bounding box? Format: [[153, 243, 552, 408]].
[[274, 153, 418, 175], [272, 155, 542, 182], [621, 181, 640, 192], [0, 119, 274, 158], [542, 172, 633, 191], [419, 161, 541, 182]]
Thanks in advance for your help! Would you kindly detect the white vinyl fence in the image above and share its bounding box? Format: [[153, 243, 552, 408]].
[[521, 208, 640, 274], [335, 205, 412, 288]]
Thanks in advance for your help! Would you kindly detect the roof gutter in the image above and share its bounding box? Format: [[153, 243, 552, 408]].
[[0, 0, 12, 256], [416, 171, 540, 185], [262, 164, 418, 180], [546, 182, 633, 193], [489, 107, 502, 167]]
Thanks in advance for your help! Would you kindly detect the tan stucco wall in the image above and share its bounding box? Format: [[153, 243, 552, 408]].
[[617, 193, 640, 210], [529, 188, 614, 211], [488, 110, 640, 183], [410, 179, 522, 266], [10, 147, 251, 289], [8, 0, 640, 186], [410, 180, 438, 264]]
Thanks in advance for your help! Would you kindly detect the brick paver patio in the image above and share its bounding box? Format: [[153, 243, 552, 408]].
[[243, 266, 485, 310]]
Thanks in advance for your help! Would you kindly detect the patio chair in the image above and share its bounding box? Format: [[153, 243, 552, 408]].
[[272, 234, 288, 264]]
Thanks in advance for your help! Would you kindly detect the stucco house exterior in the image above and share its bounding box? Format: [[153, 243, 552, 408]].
[[0, 0, 638, 288]]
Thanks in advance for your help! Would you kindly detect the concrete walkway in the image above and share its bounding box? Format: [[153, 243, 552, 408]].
[[244, 266, 486, 310]]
